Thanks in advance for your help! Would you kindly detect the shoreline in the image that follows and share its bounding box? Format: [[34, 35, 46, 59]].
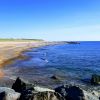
[[0, 41, 100, 99], [0, 41, 68, 67], [0, 41, 67, 78], [0, 41, 51, 78]]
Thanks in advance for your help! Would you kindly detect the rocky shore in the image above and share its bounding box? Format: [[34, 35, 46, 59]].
[[0, 41, 100, 100], [0, 77, 100, 100]]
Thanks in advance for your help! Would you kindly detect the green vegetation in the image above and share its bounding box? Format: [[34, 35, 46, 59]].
[[0, 38, 44, 42]]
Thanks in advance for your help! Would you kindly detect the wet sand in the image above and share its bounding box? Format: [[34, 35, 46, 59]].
[[0, 41, 49, 78]]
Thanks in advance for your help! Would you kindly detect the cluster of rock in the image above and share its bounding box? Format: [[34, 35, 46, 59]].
[[0, 77, 100, 100], [91, 74, 100, 85], [55, 85, 100, 100]]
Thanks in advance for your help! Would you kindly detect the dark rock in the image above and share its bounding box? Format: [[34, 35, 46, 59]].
[[66, 86, 85, 100], [19, 89, 34, 100], [50, 75, 61, 80], [0, 92, 6, 100], [55, 84, 69, 97], [12, 77, 55, 92], [11, 77, 99, 100], [18, 84, 55, 99], [12, 77, 27, 93], [91, 74, 100, 85], [19, 86, 56, 100], [55, 85, 99, 100]]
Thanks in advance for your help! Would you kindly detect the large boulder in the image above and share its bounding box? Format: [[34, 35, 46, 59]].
[[0, 87, 21, 100], [55, 85, 99, 100], [32, 91, 64, 100], [19, 86, 56, 100], [19, 86, 55, 100], [12, 77, 55, 92], [12, 77, 26, 93], [19, 91, 64, 100], [12, 77, 60, 100], [91, 74, 100, 85]]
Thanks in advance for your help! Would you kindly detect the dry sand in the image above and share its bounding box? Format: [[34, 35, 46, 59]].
[[0, 41, 48, 78]]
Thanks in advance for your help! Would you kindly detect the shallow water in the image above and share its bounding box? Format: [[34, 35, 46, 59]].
[[3, 41, 100, 88]]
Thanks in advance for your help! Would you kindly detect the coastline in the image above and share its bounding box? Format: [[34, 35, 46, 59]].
[[0, 41, 67, 78], [0, 41, 51, 78], [0, 41, 100, 99]]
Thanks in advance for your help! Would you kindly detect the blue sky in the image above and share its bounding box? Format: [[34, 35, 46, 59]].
[[0, 0, 100, 41]]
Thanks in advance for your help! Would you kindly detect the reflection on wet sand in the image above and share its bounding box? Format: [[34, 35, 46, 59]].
[[0, 41, 49, 78]]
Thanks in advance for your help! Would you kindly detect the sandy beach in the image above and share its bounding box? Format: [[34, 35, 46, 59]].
[[0, 41, 49, 78]]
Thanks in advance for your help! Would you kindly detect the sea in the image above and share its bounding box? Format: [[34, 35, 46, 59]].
[[3, 41, 100, 88]]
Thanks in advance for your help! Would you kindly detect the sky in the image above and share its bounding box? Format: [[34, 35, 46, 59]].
[[0, 0, 100, 41]]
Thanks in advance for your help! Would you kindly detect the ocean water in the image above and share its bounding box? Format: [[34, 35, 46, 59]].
[[4, 41, 100, 87]]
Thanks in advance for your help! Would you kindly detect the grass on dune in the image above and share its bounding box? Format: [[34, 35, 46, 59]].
[[0, 38, 44, 42]]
